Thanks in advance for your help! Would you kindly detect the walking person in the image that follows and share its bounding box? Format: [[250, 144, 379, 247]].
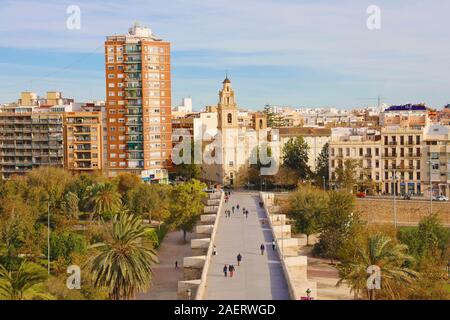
[[237, 253, 242, 266], [260, 243, 265, 255], [236, 204, 240, 212], [232, 206, 235, 214], [272, 239, 276, 251], [175, 260, 178, 269], [223, 264, 228, 277], [229, 264, 234, 277], [213, 245, 217, 256]]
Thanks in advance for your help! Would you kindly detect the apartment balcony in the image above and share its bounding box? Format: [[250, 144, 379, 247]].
[[383, 153, 398, 158], [0, 167, 33, 173], [125, 59, 142, 64], [364, 154, 373, 158], [125, 47, 141, 54], [388, 142, 398, 146], [15, 145, 33, 150], [124, 67, 142, 73], [1, 160, 33, 165], [407, 153, 421, 158], [73, 130, 92, 134], [73, 163, 94, 169], [74, 138, 92, 142], [75, 156, 92, 161], [125, 93, 142, 100]]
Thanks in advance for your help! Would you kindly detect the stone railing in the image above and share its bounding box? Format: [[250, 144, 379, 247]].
[[177, 191, 224, 300], [260, 192, 317, 300]]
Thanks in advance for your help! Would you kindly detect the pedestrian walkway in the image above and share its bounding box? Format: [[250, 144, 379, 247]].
[[138, 230, 194, 300], [204, 192, 290, 300]]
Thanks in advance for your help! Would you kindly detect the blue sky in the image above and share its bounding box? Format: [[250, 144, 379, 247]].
[[0, 0, 449, 110]]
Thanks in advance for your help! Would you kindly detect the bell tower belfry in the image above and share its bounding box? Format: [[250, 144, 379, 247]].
[[218, 76, 238, 130]]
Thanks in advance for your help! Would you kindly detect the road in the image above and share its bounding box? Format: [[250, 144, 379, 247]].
[[203, 192, 290, 300]]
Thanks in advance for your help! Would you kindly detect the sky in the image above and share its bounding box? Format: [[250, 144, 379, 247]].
[[0, 0, 449, 110]]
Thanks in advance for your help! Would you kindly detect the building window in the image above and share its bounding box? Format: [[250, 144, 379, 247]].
[[227, 113, 232, 124]]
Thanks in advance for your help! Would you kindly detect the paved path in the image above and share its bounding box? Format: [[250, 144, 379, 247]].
[[138, 230, 194, 300], [204, 192, 290, 300]]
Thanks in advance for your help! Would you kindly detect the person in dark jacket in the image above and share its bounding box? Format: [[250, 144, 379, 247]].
[[223, 264, 228, 277], [260, 243, 265, 255], [229, 264, 234, 277], [237, 253, 242, 266]]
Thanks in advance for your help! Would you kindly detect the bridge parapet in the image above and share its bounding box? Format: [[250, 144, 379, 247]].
[[260, 192, 318, 300], [177, 191, 224, 300]]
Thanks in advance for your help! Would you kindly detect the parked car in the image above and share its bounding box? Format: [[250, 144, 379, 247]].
[[433, 195, 449, 201], [356, 192, 366, 198]]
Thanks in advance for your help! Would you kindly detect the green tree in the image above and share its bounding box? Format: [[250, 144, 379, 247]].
[[173, 141, 202, 181], [337, 233, 417, 300], [86, 213, 158, 300], [314, 190, 358, 263], [0, 261, 51, 300], [61, 192, 80, 219], [167, 179, 207, 243], [127, 184, 171, 229], [288, 186, 327, 245], [117, 173, 141, 195], [45, 232, 88, 263], [85, 182, 122, 221], [315, 143, 329, 188], [0, 196, 40, 269], [26, 167, 74, 209], [282, 136, 311, 180], [263, 104, 276, 128], [335, 159, 359, 192]]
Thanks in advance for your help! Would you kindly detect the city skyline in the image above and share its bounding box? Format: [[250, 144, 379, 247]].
[[1, 0, 450, 109]]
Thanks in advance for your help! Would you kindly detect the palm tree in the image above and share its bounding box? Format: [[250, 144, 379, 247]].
[[337, 233, 418, 300], [86, 213, 158, 300], [85, 182, 122, 221], [0, 261, 51, 300]]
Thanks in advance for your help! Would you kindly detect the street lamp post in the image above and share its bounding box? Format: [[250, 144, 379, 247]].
[[322, 176, 326, 191], [392, 167, 398, 229], [427, 160, 433, 215], [47, 201, 50, 275], [186, 288, 192, 300]]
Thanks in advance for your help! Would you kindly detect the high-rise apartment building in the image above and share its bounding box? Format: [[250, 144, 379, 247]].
[[0, 92, 103, 179], [0, 105, 64, 180], [105, 24, 172, 183]]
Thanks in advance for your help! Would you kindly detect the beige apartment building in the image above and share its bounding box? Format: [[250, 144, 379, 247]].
[[381, 126, 424, 195], [105, 24, 172, 183], [422, 124, 450, 197], [64, 111, 103, 171], [329, 128, 382, 193]]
